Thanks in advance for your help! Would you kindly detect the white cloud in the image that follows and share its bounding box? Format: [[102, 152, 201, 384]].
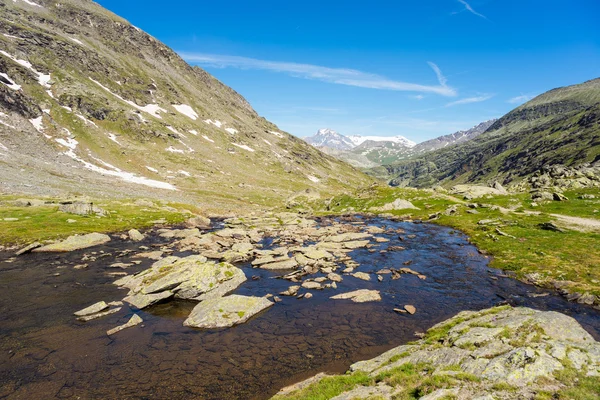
[[180, 53, 457, 97], [445, 95, 494, 107], [507, 94, 534, 104], [457, 0, 488, 19], [410, 95, 426, 100]]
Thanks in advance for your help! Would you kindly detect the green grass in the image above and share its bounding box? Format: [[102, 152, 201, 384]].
[[0, 198, 197, 245], [271, 371, 373, 400]]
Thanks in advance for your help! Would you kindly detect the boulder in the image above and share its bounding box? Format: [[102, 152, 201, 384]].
[[351, 272, 371, 281], [183, 295, 274, 328], [34, 233, 111, 252], [59, 201, 106, 216], [128, 229, 145, 242], [185, 215, 211, 229], [370, 198, 419, 212]]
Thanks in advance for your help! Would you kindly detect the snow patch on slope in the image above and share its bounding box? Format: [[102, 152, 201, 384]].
[[0, 50, 51, 88], [90, 78, 166, 119], [204, 119, 222, 128], [63, 149, 177, 190], [0, 73, 21, 90], [173, 104, 198, 120], [232, 143, 255, 152]]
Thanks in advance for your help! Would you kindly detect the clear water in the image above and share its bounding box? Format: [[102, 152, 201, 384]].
[[0, 216, 598, 399]]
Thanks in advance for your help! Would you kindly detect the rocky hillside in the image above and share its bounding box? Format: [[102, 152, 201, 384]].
[[0, 0, 372, 211], [372, 78, 600, 188], [413, 119, 496, 153]]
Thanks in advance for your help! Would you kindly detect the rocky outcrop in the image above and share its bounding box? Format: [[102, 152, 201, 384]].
[[115, 255, 246, 304], [275, 306, 600, 399]]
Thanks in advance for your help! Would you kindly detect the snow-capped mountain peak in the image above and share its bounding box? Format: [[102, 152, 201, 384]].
[[348, 135, 417, 148], [304, 128, 356, 151]]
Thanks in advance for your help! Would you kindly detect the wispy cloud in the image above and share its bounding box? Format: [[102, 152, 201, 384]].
[[445, 95, 494, 107], [507, 94, 534, 104], [410, 95, 426, 100], [180, 53, 457, 97], [457, 0, 488, 19]]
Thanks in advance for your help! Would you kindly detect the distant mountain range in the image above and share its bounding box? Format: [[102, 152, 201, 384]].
[[303, 120, 496, 168]]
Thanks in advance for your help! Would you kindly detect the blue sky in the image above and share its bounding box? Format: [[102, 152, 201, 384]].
[[97, 0, 600, 143]]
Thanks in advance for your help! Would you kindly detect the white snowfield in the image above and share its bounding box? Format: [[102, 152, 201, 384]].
[[166, 146, 185, 154], [204, 119, 223, 128], [307, 175, 320, 183], [225, 127, 238, 135], [173, 104, 198, 120], [0, 142, 8, 151], [29, 116, 51, 138], [189, 130, 198, 136], [55, 137, 78, 150], [107, 133, 121, 145], [263, 139, 272, 146], [90, 78, 167, 119], [13, 0, 42, 7], [68, 37, 84, 46], [0, 50, 50, 88], [178, 170, 191, 177], [146, 166, 159, 173], [202, 135, 214, 143], [55, 137, 176, 190], [348, 134, 417, 148], [269, 131, 284, 138], [232, 143, 255, 152], [0, 72, 21, 90]]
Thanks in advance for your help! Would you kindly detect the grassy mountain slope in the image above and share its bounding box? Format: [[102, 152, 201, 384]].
[[372, 78, 600, 188], [0, 0, 372, 212]]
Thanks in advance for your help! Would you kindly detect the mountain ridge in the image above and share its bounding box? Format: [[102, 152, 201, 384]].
[[0, 0, 373, 212], [371, 78, 600, 188]]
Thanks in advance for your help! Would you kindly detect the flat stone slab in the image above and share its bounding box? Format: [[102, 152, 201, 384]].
[[324, 232, 372, 243], [123, 291, 173, 309], [331, 289, 381, 303], [107, 314, 143, 336], [259, 258, 298, 270], [74, 301, 109, 317], [184, 295, 274, 329], [77, 307, 121, 322], [34, 233, 111, 252], [351, 272, 371, 281]]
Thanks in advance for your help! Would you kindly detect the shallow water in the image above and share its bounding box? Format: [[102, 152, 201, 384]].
[[0, 216, 598, 399]]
